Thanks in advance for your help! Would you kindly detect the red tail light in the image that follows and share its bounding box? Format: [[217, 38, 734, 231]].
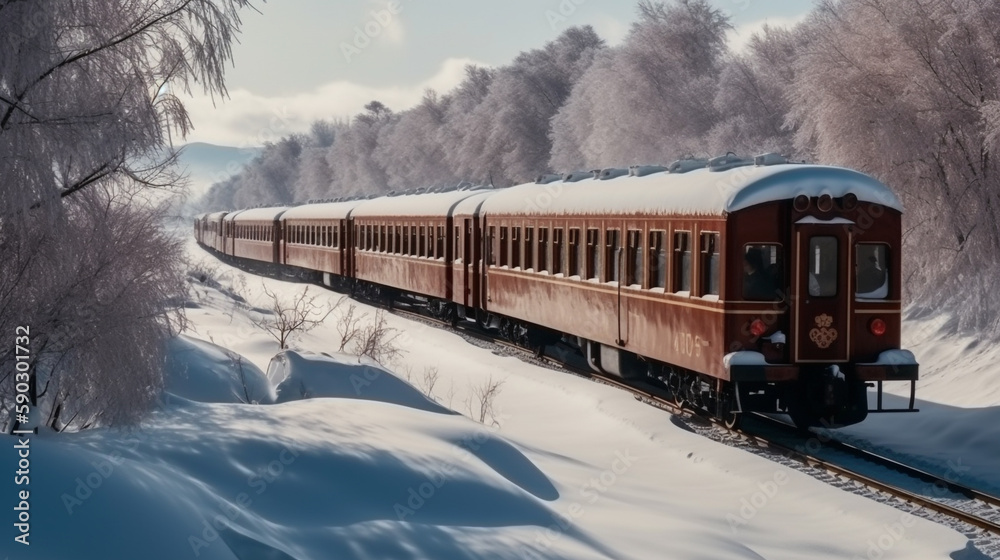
[[750, 319, 768, 337], [869, 318, 887, 336]]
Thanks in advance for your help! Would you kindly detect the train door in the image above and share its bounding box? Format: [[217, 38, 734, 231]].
[[462, 219, 472, 307], [344, 218, 355, 278], [792, 221, 852, 363]]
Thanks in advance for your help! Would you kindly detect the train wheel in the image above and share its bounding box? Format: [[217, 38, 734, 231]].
[[722, 410, 741, 430], [667, 372, 685, 408], [717, 386, 741, 430]]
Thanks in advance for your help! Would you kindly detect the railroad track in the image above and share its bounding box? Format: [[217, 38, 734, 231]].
[[384, 302, 1000, 549]]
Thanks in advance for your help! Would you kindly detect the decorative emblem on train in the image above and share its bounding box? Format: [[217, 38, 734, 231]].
[[809, 314, 838, 349]]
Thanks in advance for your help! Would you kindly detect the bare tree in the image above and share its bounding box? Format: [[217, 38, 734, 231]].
[[353, 309, 403, 365], [336, 302, 364, 352], [466, 376, 505, 426], [421, 367, 440, 398], [247, 284, 338, 349]]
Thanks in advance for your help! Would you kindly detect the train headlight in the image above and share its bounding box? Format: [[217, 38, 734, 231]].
[[869, 318, 887, 336], [817, 193, 835, 212], [842, 192, 859, 210], [750, 319, 768, 337]]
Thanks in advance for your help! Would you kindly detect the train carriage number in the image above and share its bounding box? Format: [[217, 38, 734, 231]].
[[673, 332, 709, 358]]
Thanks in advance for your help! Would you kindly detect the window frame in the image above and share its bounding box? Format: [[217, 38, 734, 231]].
[[673, 230, 692, 293]]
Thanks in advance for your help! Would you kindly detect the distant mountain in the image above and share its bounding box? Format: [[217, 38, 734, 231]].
[[175, 142, 261, 198]]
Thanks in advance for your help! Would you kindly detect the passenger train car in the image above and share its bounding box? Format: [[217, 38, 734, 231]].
[[195, 154, 919, 429]]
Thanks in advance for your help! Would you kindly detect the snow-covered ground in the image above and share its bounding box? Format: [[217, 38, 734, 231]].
[[1, 235, 992, 559]]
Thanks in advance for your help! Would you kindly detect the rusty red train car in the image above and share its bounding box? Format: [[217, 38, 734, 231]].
[[475, 155, 917, 428], [194, 153, 918, 428], [226, 207, 289, 262], [348, 188, 492, 317], [281, 201, 360, 285]]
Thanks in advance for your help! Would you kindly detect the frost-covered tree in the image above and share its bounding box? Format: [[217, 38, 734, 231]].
[[327, 101, 396, 196], [0, 0, 253, 429], [450, 27, 604, 185], [707, 24, 802, 156], [232, 136, 303, 207], [376, 91, 458, 191], [438, 65, 497, 183], [789, 0, 1000, 332], [550, 0, 731, 169]]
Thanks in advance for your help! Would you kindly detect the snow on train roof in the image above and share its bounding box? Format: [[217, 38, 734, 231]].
[[225, 207, 289, 222], [204, 211, 228, 222], [350, 188, 495, 218], [281, 200, 363, 221], [481, 164, 904, 217], [452, 191, 497, 216]]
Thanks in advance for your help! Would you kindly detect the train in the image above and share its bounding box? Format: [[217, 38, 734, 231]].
[[194, 153, 919, 429]]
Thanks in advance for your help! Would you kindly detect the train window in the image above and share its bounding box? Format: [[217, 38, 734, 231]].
[[512, 227, 521, 269], [419, 226, 427, 257], [538, 228, 549, 273], [395, 226, 402, 253], [586, 228, 600, 280], [499, 227, 508, 266], [627, 230, 643, 287], [568, 228, 580, 277], [606, 229, 621, 283], [454, 226, 461, 262], [311, 226, 316, 246], [552, 228, 564, 275], [674, 231, 692, 293], [524, 227, 534, 270], [743, 244, 782, 300], [409, 226, 417, 256], [809, 236, 838, 297], [701, 232, 720, 296], [856, 244, 889, 299], [436, 226, 445, 259]]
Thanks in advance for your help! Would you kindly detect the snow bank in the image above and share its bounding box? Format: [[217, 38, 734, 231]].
[[270, 349, 453, 414], [1, 397, 568, 560], [164, 335, 275, 404]]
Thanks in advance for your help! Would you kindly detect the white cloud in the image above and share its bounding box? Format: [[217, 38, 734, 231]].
[[181, 57, 485, 147], [727, 14, 809, 53]]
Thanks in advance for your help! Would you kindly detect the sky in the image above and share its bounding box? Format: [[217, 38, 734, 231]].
[[182, 0, 815, 147]]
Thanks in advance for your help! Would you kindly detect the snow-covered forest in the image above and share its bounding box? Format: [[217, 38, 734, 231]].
[[203, 0, 1000, 335]]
